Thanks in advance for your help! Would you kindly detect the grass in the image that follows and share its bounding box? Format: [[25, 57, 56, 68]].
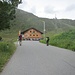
[[0, 28, 22, 72], [0, 41, 16, 72], [40, 29, 75, 51]]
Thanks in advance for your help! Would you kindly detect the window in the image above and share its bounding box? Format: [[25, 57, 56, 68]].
[[33, 35, 35, 36]]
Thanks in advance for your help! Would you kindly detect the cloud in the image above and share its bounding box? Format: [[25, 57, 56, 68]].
[[65, 4, 75, 11], [18, 0, 75, 19], [30, 6, 36, 14], [44, 6, 58, 14]]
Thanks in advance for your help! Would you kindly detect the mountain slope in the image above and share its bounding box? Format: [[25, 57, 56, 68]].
[[10, 9, 75, 33], [11, 9, 43, 32]]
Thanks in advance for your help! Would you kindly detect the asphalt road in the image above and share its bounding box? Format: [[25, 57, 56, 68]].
[[1, 41, 75, 75]]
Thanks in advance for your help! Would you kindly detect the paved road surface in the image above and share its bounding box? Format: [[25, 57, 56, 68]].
[[1, 41, 75, 75]]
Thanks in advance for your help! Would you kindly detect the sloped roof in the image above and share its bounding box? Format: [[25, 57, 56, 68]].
[[21, 28, 43, 34]]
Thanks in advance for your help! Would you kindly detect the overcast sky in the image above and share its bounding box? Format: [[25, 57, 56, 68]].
[[18, 0, 75, 19]]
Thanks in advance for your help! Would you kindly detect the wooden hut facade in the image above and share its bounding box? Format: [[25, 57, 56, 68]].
[[21, 28, 43, 41]]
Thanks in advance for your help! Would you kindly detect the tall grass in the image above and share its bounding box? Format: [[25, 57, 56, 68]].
[[0, 41, 16, 72], [0, 29, 17, 72], [40, 29, 75, 51]]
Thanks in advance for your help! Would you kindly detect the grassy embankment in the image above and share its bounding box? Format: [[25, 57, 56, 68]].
[[0, 41, 16, 72], [40, 29, 75, 51], [0, 30, 17, 72]]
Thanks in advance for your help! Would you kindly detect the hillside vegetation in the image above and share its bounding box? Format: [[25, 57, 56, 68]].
[[50, 29, 75, 51], [10, 9, 75, 33], [40, 29, 75, 51]]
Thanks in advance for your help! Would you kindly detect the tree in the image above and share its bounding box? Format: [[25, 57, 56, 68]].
[[0, 0, 22, 30]]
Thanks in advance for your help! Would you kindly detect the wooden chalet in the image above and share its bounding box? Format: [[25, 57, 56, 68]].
[[21, 28, 43, 41]]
